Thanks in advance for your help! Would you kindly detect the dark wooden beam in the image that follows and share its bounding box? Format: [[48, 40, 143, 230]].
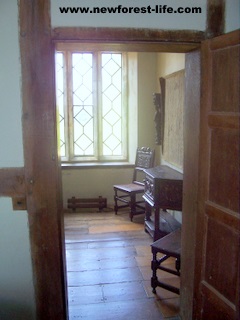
[[0, 168, 25, 197], [52, 27, 205, 51], [206, 0, 225, 38], [55, 39, 200, 53], [19, 0, 68, 319]]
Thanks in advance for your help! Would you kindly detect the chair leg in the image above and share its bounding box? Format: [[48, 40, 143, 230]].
[[176, 257, 181, 273], [151, 250, 158, 294], [114, 189, 118, 215], [129, 194, 136, 221]]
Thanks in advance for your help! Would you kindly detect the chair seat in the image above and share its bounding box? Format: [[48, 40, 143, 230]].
[[113, 183, 144, 193], [151, 228, 181, 258], [151, 228, 181, 295]]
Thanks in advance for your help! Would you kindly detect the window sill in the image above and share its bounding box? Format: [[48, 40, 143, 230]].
[[61, 162, 135, 169]]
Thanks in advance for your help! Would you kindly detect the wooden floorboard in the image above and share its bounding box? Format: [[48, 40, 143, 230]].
[[64, 210, 180, 319], [69, 299, 166, 320]]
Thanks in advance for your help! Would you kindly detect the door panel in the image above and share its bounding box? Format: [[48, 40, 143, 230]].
[[212, 46, 239, 112], [209, 127, 239, 211], [194, 30, 240, 319]]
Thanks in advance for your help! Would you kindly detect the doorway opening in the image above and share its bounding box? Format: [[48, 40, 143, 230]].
[[54, 44, 188, 319]]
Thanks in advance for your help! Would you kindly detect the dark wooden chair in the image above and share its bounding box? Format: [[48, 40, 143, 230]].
[[113, 147, 155, 221], [151, 228, 181, 294]]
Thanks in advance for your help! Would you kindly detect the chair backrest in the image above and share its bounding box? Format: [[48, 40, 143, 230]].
[[133, 147, 155, 185]]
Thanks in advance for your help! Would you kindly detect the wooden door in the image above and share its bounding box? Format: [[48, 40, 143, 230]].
[[194, 30, 240, 319]]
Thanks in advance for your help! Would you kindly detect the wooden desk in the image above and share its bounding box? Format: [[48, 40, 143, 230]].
[[143, 165, 183, 241]]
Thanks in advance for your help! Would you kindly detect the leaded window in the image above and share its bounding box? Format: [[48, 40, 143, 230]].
[[55, 45, 127, 162]]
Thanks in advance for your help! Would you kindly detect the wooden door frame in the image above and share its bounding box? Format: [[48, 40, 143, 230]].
[[0, 0, 225, 319], [52, 30, 203, 320], [18, 1, 68, 319]]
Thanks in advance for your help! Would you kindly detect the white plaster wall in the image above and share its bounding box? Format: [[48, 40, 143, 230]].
[[137, 53, 158, 156], [62, 166, 133, 209], [51, 0, 207, 30], [0, 1, 35, 319], [225, 0, 240, 33], [157, 53, 185, 80], [51, 0, 240, 33], [156, 53, 185, 223], [0, 199, 35, 320]]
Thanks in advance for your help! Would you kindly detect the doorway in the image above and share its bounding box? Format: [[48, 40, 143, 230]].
[[54, 41, 200, 320], [58, 47, 188, 319]]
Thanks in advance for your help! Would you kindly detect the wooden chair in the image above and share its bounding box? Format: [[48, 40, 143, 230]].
[[151, 228, 181, 295], [113, 147, 155, 221]]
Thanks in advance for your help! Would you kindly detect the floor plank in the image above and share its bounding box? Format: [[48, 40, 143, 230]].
[[67, 267, 143, 286], [69, 299, 165, 320]]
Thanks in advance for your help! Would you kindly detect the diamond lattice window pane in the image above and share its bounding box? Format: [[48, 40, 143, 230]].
[[102, 96, 112, 116], [74, 119, 93, 148], [73, 119, 83, 141], [102, 121, 112, 141], [104, 110, 120, 126], [103, 135, 121, 155], [113, 120, 121, 137], [73, 86, 92, 105], [112, 95, 122, 116], [102, 54, 121, 75], [102, 71, 112, 91], [101, 53, 123, 156], [72, 53, 93, 106], [72, 53, 93, 75], [84, 121, 94, 139], [74, 107, 93, 126], [112, 144, 122, 156], [103, 85, 120, 101], [55, 52, 66, 157], [112, 71, 122, 89], [74, 134, 93, 155], [112, 54, 122, 66], [72, 53, 94, 157], [74, 142, 94, 156]]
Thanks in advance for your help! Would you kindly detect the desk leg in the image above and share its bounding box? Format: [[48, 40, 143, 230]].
[[145, 202, 151, 221], [154, 207, 160, 241]]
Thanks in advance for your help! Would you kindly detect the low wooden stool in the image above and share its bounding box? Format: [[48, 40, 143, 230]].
[[151, 228, 181, 295]]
